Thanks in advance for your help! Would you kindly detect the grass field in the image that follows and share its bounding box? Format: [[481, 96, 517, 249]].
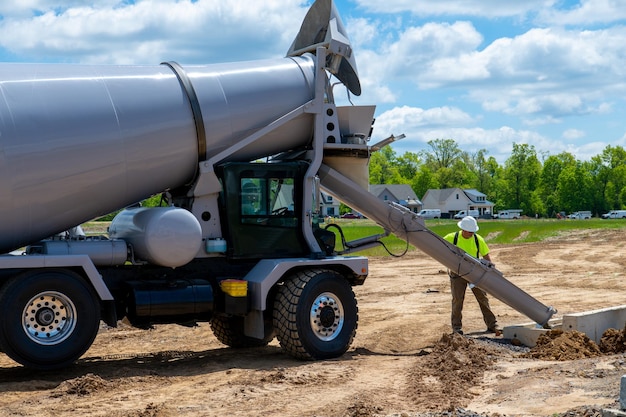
[[324, 217, 626, 257]]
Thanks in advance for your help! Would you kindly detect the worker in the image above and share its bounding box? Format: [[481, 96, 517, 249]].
[[241, 180, 260, 215], [444, 216, 501, 336]]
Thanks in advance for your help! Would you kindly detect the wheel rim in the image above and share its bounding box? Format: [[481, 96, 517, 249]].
[[309, 292, 344, 341], [22, 291, 77, 345]]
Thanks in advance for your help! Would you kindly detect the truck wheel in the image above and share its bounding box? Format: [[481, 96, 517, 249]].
[[273, 269, 358, 360], [210, 314, 275, 348], [0, 270, 100, 370]]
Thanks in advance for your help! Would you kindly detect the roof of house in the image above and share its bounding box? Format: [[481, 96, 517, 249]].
[[423, 188, 460, 204], [370, 184, 421, 202], [463, 189, 487, 200], [370, 184, 422, 207], [424, 188, 493, 205]]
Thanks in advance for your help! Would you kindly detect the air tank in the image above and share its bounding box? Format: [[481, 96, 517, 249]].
[[0, 55, 316, 253], [109, 207, 202, 268]]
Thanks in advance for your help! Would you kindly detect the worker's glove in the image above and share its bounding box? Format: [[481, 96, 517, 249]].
[[479, 258, 495, 268]]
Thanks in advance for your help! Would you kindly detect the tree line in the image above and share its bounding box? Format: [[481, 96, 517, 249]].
[[369, 139, 626, 217]]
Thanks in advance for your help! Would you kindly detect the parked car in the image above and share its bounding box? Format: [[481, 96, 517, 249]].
[[341, 212, 361, 219], [568, 211, 592, 219]]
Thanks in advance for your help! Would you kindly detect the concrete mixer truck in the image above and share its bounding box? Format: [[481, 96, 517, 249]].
[[0, 0, 555, 370]]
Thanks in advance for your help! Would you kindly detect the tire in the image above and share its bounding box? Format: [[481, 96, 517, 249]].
[[0, 269, 100, 370], [210, 314, 275, 348], [273, 269, 358, 360]]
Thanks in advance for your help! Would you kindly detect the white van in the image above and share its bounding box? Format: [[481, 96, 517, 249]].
[[417, 209, 441, 219], [453, 209, 479, 219], [601, 210, 626, 219], [496, 210, 522, 219]]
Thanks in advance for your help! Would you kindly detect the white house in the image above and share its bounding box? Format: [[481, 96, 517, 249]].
[[320, 191, 341, 217], [421, 188, 494, 218], [369, 184, 422, 213]]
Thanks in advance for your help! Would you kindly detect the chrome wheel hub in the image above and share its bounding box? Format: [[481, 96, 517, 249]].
[[22, 291, 77, 345], [309, 292, 344, 341]]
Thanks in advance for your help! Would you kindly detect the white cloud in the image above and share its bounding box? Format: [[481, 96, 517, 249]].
[[364, 23, 626, 122], [353, 0, 554, 18], [0, 1, 118, 17], [537, 0, 626, 25], [562, 128, 585, 140], [383, 21, 483, 83], [0, 0, 307, 64], [373, 105, 474, 132], [371, 104, 616, 163], [384, 123, 550, 164]]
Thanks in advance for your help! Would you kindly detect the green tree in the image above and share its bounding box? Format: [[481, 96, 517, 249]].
[[422, 139, 471, 189], [537, 153, 575, 216], [587, 145, 626, 212], [556, 164, 582, 213], [463, 149, 493, 194], [369, 146, 402, 184], [422, 138, 462, 169], [412, 165, 437, 199], [527, 189, 546, 218], [501, 143, 541, 213], [395, 151, 421, 181]]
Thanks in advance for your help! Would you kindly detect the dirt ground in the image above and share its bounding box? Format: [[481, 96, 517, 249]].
[[1, 227, 626, 416]]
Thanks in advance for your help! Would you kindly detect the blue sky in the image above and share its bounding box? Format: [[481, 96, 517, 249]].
[[1, 0, 626, 164]]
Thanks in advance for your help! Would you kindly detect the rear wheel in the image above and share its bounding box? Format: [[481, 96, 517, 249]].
[[211, 314, 275, 348], [273, 269, 358, 360], [0, 269, 100, 370]]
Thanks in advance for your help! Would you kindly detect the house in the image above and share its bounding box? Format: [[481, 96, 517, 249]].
[[421, 188, 494, 218], [369, 184, 422, 213], [320, 191, 341, 217]]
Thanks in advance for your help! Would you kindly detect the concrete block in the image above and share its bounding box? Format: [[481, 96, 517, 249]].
[[503, 320, 561, 347], [562, 305, 626, 344], [603, 409, 626, 417]]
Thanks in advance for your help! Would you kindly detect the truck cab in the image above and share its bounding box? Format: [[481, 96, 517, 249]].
[[220, 162, 310, 259]]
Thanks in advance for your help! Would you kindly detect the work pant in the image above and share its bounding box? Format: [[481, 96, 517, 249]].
[[449, 273, 498, 332]]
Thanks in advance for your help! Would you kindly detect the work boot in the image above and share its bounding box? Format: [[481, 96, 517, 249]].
[[487, 326, 502, 336]]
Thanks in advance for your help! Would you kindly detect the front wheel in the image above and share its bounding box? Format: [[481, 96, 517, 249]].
[[273, 269, 358, 360], [0, 269, 101, 370]]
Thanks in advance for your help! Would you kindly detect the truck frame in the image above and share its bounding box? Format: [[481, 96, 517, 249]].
[[0, 0, 555, 370]]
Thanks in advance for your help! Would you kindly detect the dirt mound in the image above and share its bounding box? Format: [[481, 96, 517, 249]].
[[599, 325, 626, 353], [405, 333, 496, 411], [51, 373, 109, 397], [525, 327, 626, 361], [524, 329, 601, 360]]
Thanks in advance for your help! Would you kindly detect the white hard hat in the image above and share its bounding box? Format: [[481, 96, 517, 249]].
[[457, 216, 479, 232]]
